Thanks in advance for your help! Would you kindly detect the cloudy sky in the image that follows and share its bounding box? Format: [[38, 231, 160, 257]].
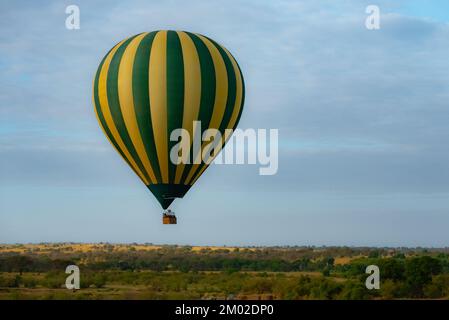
[[1, 0, 449, 246]]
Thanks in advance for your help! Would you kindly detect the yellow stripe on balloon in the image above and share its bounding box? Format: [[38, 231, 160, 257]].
[[149, 31, 169, 184], [118, 32, 157, 184], [190, 45, 244, 185], [97, 39, 150, 185], [174, 31, 202, 184], [93, 94, 144, 182], [184, 34, 228, 185]]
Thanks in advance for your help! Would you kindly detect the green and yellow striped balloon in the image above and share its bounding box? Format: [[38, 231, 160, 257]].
[[93, 30, 245, 210]]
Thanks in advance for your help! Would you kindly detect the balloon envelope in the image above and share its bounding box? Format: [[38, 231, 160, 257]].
[[93, 30, 245, 209]]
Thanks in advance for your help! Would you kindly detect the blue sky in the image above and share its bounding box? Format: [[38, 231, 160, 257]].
[[1, 0, 449, 246]]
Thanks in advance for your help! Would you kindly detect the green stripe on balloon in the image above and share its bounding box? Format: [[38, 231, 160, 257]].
[[132, 31, 162, 184], [189, 36, 238, 182], [233, 57, 246, 130], [166, 31, 185, 184], [179, 32, 216, 184], [93, 50, 139, 178], [209, 37, 237, 135], [106, 35, 151, 183]]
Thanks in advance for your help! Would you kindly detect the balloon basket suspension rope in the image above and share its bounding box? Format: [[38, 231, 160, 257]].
[[162, 209, 177, 224]]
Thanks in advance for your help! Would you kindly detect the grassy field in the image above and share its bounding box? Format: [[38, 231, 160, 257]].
[[0, 243, 448, 300], [0, 270, 335, 300]]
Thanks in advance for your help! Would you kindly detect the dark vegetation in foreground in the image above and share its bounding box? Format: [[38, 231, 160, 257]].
[[0, 244, 449, 299]]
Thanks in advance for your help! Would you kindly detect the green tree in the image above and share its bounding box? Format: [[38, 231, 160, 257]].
[[423, 274, 449, 298], [380, 279, 403, 299], [404, 256, 441, 297], [378, 258, 405, 281], [338, 281, 370, 300]]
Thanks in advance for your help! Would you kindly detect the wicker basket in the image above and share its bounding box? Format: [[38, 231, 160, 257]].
[[163, 215, 177, 224]]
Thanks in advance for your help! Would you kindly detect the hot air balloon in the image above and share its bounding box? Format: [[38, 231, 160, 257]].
[[92, 30, 245, 223]]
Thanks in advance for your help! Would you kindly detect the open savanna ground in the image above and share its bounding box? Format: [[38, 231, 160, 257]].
[[1, 244, 449, 299], [0, 243, 249, 255]]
